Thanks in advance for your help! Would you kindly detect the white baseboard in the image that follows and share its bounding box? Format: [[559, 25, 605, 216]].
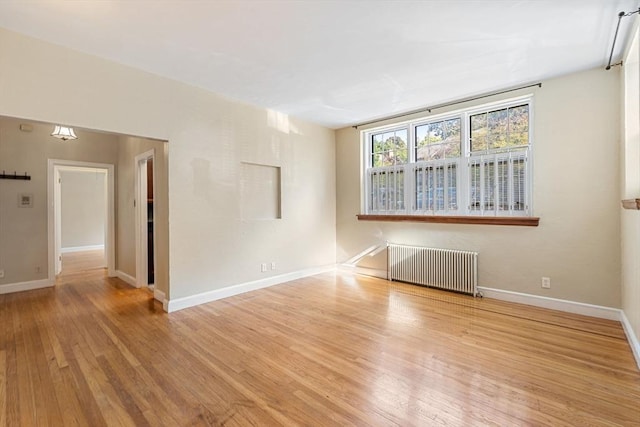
[[620, 310, 640, 371], [166, 264, 336, 313], [115, 270, 137, 287], [478, 287, 621, 321], [0, 278, 54, 295], [61, 244, 104, 253], [338, 264, 387, 279], [154, 288, 168, 311]]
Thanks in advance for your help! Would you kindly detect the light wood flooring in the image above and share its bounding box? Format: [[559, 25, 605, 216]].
[[61, 249, 105, 275], [0, 260, 639, 426]]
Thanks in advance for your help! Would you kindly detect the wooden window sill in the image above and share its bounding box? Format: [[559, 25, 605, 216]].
[[356, 214, 540, 227], [621, 199, 640, 210]]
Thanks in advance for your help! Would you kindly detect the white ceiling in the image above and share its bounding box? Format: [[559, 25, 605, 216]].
[[0, 1, 637, 129]]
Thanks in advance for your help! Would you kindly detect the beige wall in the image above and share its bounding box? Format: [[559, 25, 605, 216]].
[[116, 135, 169, 295], [0, 117, 118, 286], [621, 25, 640, 346], [60, 169, 106, 249], [337, 67, 621, 308], [0, 28, 336, 300]]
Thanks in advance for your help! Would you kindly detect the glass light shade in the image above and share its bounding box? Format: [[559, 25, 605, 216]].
[[51, 125, 77, 141]]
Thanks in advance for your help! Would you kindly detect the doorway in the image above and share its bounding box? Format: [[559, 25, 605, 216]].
[[48, 159, 115, 281], [58, 167, 107, 274], [135, 150, 156, 289]]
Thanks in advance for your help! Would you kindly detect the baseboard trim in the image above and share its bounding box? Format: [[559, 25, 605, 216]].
[[338, 264, 387, 279], [115, 270, 137, 287], [61, 244, 104, 253], [620, 310, 640, 370], [153, 289, 168, 311], [478, 287, 621, 321], [167, 265, 336, 313], [0, 278, 54, 295]]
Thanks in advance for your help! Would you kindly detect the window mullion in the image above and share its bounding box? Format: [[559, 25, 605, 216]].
[[479, 157, 484, 216], [367, 170, 372, 214], [508, 151, 513, 215], [407, 124, 415, 213], [407, 165, 412, 212], [493, 153, 498, 217], [521, 152, 528, 214], [387, 169, 396, 211], [443, 162, 448, 214], [462, 112, 470, 216]]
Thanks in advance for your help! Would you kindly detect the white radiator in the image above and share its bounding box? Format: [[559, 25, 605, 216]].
[[387, 243, 478, 296]]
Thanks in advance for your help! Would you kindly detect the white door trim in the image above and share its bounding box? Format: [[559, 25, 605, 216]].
[[134, 149, 155, 288], [54, 167, 62, 275], [47, 159, 115, 281]]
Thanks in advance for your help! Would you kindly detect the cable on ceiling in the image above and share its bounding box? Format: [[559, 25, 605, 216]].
[[606, 8, 640, 70]]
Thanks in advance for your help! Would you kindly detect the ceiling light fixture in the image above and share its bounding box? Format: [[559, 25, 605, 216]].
[[51, 125, 78, 141]]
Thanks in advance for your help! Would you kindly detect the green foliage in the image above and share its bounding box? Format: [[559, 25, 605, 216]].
[[371, 105, 529, 168], [415, 118, 461, 161], [470, 105, 529, 152], [372, 130, 408, 167]]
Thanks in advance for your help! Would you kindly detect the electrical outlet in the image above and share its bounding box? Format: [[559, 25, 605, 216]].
[[0, 269, 4, 278], [541, 277, 551, 289], [261, 263, 267, 272], [271, 262, 276, 270]]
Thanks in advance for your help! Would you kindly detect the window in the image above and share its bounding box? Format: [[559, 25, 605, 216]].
[[364, 97, 532, 217]]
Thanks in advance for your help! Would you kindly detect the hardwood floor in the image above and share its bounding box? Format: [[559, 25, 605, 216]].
[[61, 249, 105, 275], [0, 269, 639, 426]]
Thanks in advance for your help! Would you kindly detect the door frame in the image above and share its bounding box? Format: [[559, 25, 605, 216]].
[[134, 149, 156, 288], [47, 159, 115, 281]]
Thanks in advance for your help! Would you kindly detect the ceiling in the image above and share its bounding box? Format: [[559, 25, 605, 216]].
[[0, 1, 637, 129]]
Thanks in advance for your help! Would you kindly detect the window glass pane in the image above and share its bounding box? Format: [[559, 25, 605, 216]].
[[370, 173, 377, 210], [380, 153, 394, 167], [415, 169, 423, 210], [371, 130, 407, 166], [470, 113, 487, 152], [447, 164, 457, 210], [428, 122, 444, 143], [416, 119, 461, 161], [470, 162, 481, 211], [415, 146, 427, 162], [488, 108, 508, 150], [372, 153, 382, 167], [388, 171, 395, 209], [427, 145, 442, 161], [372, 134, 384, 153], [484, 161, 495, 210], [435, 166, 445, 211], [509, 105, 529, 146], [443, 142, 461, 158], [397, 134, 409, 164], [472, 105, 529, 153], [425, 167, 434, 210], [371, 134, 382, 167], [415, 124, 432, 161], [396, 171, 404, 210], [443, 119, 461, 144], [497, 160, 509, 211], [513, 157, 526, 211], [389, 129, 408, 166], [379, 172, 387, 210]]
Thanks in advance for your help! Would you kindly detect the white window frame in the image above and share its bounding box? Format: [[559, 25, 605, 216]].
[[362, 95, 534, 217]]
